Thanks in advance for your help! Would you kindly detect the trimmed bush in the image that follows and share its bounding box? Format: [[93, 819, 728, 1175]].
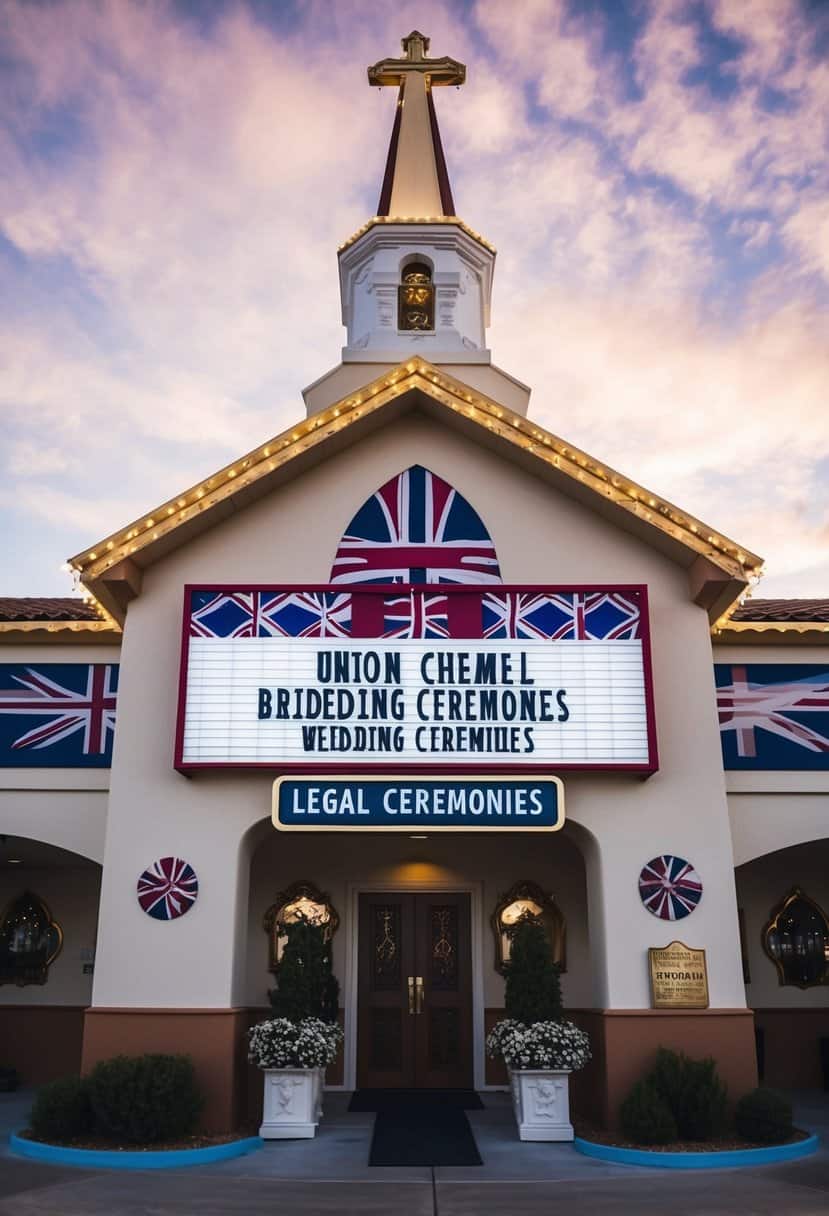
[[649, 1048, 727, 1141], [503, 917, 563, 1025], [29, 1076, 94, 1142], [269, 917, 340, 1024], [674, 1056, 728, 1140], [735, 1088, 793, 1144], [87, 1054, 202, 1144], [619, 1080, 678, 1145]]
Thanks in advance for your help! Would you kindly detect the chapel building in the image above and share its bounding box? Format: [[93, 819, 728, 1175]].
[[1, 32, 828, 1133]]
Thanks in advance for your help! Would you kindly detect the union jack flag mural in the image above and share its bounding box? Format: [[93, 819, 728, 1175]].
[[638, 855, 703, 921], [190, 591, 353, 639], [715, 664, 829, 770], [382, 592, 449, 639], [482, 591, 640, 640], [0, 664, 118, 768], [185, 588, 643, 642], [137, 856, 198, 921], [330, 465, 502, 585]]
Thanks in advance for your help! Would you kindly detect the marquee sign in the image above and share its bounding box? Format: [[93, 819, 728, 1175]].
[[175, 585, 657, 773], [273, 776, 565, 831]]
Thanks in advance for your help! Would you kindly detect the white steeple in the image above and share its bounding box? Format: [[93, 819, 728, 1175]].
[[303, 33, 531, 419], [338, 32, 495, 366]]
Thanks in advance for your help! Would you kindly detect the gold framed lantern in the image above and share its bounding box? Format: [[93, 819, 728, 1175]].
[[491, 880, 566, 975], [263, 881, 339, 972]]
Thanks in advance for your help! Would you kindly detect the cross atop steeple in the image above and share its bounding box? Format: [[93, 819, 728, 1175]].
[[368, 32, 465, 216], [368, 30, 466, 88]]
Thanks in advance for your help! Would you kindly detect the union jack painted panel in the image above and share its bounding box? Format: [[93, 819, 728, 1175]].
[[190, 591, 353, 639], [482, 591, 640, 640], [0, 664, 118, 768], [186, 588, 642, 642], [715, 664, 829, 770], [330, 465, 502, 585]]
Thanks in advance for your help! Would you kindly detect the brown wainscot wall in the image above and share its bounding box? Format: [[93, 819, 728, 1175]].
[[754, 1008, 829, 1090], [486, 1006, 758, 1130], [3, 1005, 86, 1085]]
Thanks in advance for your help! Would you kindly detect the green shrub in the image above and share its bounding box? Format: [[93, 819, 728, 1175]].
[[503, 917, 563, 1025], [29, 1076, 93, 1142], [619, 1080, 677, 1145], [674, 1056, 727, 1140], [87, 1054, 202, 1144], [649, 1047, 685, 1117], [269, 917, 340, 1024], [649, 1048, 727, 1141], [735, 1088, 793, 1144]]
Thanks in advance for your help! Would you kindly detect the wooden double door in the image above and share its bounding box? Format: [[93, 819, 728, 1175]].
[[357, 892, 473, 1089]]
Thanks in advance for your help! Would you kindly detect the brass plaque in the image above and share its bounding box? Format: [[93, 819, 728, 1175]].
[[648, 941, 709, 1009]]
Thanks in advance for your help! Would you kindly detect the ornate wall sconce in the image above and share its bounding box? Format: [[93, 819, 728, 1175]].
[[263, 880, 339, 973], [762, 887, 829, 989], [0, 891, 63, 986], [491, 880, 566, 975]]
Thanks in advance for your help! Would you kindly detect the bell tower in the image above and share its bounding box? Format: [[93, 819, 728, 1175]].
[[339, 31, 495, 365], [303, 32, 530, 418]]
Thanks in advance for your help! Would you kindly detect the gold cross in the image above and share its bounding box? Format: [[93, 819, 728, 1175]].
[[368, 30, 466, 88]]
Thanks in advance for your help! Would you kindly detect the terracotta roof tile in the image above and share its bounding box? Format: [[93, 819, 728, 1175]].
[[731, 599, 829, 623], [0, 597, 102, 622]]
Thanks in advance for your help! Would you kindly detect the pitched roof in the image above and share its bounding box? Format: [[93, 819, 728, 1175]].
[[66, 357, 762, 624], [732, 599, 829, 623], [0, 597, 102, 622], [0, 596, 120, 639]]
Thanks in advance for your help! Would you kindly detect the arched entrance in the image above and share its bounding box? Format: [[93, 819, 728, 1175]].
[[736, 837, 829, 1089], [0, 834, 102, 1084], [243, 824, 592, 1093]]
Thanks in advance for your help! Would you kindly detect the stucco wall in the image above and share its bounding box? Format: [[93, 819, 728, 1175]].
[[92, 406, 746, 1011]]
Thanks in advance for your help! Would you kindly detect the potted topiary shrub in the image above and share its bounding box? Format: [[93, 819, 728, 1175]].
[[247, 917, 342, 1140], [486, 917, 590, 1141]]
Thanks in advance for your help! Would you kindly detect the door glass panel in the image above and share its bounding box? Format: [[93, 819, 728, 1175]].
[[430, 904, 459, 990], [372, 903, 401, 990]]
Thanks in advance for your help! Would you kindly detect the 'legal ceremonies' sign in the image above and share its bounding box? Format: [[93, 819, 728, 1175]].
[[273, 776, 565, 831], [648, 941, 709, 1009], [175, 585, 657, 773]]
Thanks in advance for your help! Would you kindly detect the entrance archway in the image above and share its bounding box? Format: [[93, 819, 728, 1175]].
[[242, 824, 592, 1093]]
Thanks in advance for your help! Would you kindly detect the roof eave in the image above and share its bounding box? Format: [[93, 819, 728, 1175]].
[[69, 357, 762, 626]]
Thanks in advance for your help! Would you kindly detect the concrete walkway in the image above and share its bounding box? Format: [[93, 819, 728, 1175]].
[[1, 1088, 827, 1214]]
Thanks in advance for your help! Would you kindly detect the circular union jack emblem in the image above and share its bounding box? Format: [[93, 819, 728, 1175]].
[[638, 855, 702, 921], [137, 857, 198, 921]]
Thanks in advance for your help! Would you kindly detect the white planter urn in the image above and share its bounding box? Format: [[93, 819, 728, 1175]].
[[259, 1067, 324, 1139], [509, 1068, 573, 1141]]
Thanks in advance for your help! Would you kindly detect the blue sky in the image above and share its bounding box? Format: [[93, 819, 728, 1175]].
[[1, 0, 827, 598]]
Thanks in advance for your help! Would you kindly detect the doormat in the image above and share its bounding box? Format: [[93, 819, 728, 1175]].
[[367, 1104, 483, 1167], [349, 1088, 484, 1112]]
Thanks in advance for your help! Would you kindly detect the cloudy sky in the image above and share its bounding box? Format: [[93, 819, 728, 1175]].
[[2, 0, 827, 598]]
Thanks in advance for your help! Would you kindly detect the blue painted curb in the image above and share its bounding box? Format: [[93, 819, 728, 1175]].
[[9, 1130, 263, 1170], [574, 1133, 819, 1170]]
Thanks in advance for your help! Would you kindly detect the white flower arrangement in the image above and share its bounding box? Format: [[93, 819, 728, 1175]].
[[247, 1017, 344, 1070], [486, 1018, 591, 1072]]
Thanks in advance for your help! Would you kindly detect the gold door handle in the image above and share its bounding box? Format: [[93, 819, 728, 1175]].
[[415, 976, 424, 1014], [407, 975, 415, 1014]]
